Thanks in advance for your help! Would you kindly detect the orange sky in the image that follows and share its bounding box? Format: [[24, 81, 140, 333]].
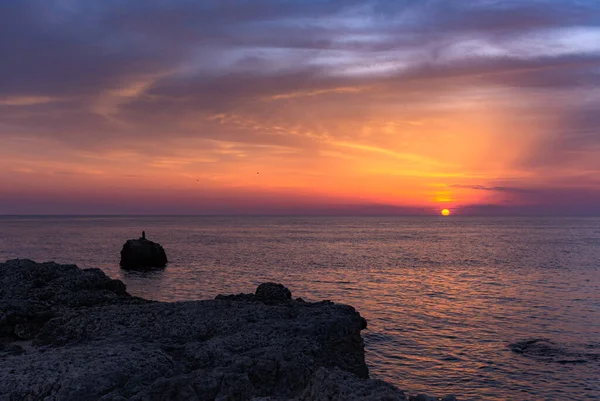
[[1, 1, 600, 214]]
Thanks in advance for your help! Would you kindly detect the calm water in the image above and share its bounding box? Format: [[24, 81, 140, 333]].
[[1, 216, 599, 400]]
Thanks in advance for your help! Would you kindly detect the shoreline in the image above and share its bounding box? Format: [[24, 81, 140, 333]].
[[1, 259, 455, 400]]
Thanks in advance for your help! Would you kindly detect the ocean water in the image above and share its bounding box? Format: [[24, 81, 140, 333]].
[[1, 216, 599, 400]]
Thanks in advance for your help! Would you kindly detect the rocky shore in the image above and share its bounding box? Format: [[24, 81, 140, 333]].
[[0, 259, 455, 401]]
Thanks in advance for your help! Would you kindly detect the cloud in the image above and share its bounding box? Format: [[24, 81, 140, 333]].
[[450, 185, 535, 193], [0, 96, 62, 106], [1, 0, 600, 213]]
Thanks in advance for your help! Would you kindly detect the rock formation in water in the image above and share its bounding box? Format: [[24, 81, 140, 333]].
[[120, 233, 168, 270], [509, 338, 600, 365], [0, 259, 454, 400]]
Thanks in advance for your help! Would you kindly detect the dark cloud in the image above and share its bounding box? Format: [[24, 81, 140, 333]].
[[0, 2, 167, 97], [2, 0, 599, 98], [453, 182, 600, 216], [450, 185, 535, 194], [458, 203, 600, 216], [513, 105, 600, 172], [459, 186, 600, 215]]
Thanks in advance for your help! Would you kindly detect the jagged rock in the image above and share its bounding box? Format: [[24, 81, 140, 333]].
[[0, 259, 454, 400], [0, 259, 140, 340], [298, 367, 407, 400], [0, 259, 130, 306], [0, 343, 24, 357], [120, 236, 168, 270], [256, 282, 292, 301]]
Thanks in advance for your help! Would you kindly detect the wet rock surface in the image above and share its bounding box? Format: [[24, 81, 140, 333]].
[[1, 259, 452, 400], [509, 338, 600, 364], [120, 236, 168, 270]]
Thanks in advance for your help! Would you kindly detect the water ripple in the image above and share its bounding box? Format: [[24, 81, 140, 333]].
[[1, 216, 600, 400]]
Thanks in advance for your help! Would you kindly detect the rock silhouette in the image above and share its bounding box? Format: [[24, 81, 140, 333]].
[[0, 259, 460, 400], [256, 282, 292, 301], [120, 233, 167, 270]]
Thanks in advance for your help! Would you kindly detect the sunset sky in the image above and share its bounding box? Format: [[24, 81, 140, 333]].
[[1, 0, 600, 215]]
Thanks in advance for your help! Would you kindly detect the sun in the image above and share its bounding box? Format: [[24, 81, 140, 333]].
[[441, 209, 451, 216]]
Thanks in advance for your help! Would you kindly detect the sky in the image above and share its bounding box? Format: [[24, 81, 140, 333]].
[[1, 0, 600, 215]]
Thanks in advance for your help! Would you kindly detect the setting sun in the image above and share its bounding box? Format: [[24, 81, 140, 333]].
[[441, 209, 451, 216]]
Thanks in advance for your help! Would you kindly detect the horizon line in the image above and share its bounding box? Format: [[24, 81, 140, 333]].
[[2, 213, 600, 218]]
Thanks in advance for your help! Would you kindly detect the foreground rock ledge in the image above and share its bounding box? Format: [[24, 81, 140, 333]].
[[0, 260, 454, 401]]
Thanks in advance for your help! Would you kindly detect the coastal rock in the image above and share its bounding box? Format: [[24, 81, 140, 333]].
[[0, 259, 140, 340], [256, 282, 292, 301], [120, 236, 168, 270], [509, 338, 600, 364], [0, 259, 130, 306], [298, 367, 407, 400], [0, 259, 451, 400]]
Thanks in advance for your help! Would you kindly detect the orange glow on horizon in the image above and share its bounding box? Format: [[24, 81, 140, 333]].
[[0, 63, 577, 214], [0, 100, 536, 212]]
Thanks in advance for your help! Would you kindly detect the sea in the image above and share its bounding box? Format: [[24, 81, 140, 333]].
[[1, 216, 599, 400]]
